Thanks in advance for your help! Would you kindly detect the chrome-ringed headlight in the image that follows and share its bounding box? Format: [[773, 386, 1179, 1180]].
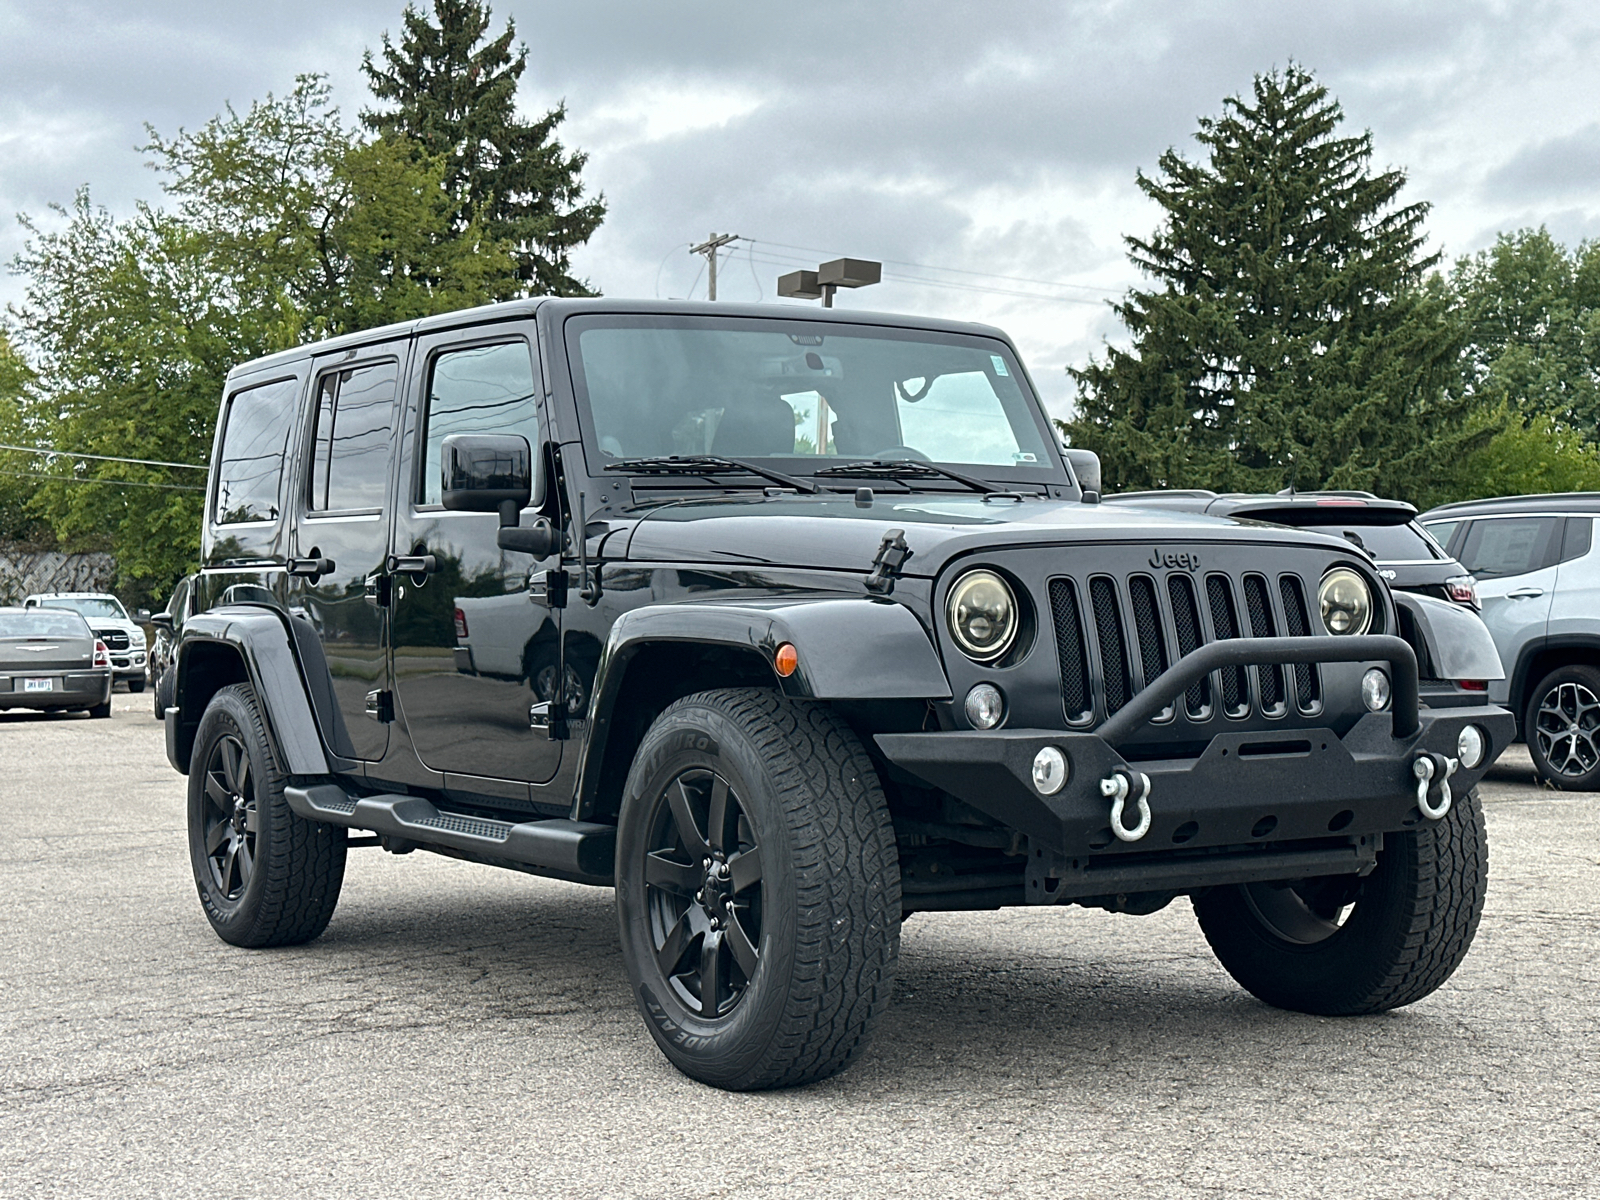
[[946, 569, 1018, 663], [1318, 567, 1373, 636]]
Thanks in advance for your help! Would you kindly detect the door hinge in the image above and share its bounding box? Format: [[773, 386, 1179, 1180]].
[[530, 700, 569, 740], [364, 572, 391, 607], [528, 569, 569, 608], [365, 689, 394, 723], [864, 527, 912, 594]]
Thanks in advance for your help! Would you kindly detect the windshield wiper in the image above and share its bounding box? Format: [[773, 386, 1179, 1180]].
[[812, 459, 1011, 495], [605, 455, 820, 494]]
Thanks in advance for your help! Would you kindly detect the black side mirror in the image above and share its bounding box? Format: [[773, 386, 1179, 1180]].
[[149, 612, 174, 633], [1063, 448, 1102, 501], [440, 433, 557, 557]]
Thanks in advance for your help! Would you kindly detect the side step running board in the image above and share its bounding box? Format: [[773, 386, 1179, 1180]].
[[285, 783, 616, 884]]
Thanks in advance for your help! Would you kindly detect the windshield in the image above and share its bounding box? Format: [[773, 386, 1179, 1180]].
[[567, 316, 1060, 480], [1333, 522, 1451, 563], [32, 597, 128, 620], [1, 611, 92, 639]]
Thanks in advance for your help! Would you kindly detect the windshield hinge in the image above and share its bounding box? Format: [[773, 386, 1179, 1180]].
[[864, 528, 912, 595]]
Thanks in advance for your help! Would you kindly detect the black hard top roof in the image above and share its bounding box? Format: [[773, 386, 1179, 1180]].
[[1110, 489, 1418, 527], [226, 297, 1016, 382], [1420, 492, 1600, 519]]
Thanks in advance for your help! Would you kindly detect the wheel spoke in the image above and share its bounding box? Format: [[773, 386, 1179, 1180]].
[[668, 778, 710, 859], [220, 739, 242, 792], [205, 821, 230, 855], [235, 839, 253, 885], [706, 776, 730, 854], [724, 914, 759, 978], [655, 911, 694, 977], [205, 773, 232, 814], [220, 844, 239, 894], [728, 846, 762, 893], [699, 929, 725, 1017], [645, 852, 700, 897]]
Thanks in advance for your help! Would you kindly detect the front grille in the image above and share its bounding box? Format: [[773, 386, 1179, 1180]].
[[97, 629, 130, 651], [1047, 567, 1322, 726]]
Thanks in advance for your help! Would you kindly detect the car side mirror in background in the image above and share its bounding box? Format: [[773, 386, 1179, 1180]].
[[440, 433, 557, 557], [135, 608, 152, 623], [149, 612, 174, 633], [1063, 448, 1102, 503]]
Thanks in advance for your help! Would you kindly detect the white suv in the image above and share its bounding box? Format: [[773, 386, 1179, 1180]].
[[23, 592, 148, 692]]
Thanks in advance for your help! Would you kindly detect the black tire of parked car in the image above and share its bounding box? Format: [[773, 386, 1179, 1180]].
[[615, 688, 901, 1090], [1523, 664, 1600, 791], [186, 683, 347, 947], [88, 701, 111, 719], [153, 665, 175, 721], [1193, 785, 1487, 1015], [128, 677, 145, 694]]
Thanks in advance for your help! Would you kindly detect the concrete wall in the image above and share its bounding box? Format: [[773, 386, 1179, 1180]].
[[0, 547, 117, 606]]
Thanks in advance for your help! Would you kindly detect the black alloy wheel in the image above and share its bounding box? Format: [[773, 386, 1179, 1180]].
[[1527, 666, 1600, 790], [200, 731, 258, 901], [643, 767, 763, 1019]]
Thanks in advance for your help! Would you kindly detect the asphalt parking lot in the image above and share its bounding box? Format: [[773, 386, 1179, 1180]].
[[2, 697, 1596, 1199]]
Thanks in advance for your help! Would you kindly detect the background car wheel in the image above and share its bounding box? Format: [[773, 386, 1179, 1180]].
[[615, 688, 900, 1091], [1524, 665, 1600, 791], [128, 677, 146, 694], [187, 683, 347, 947], [153, 665, 175, 720], [88, 701, 111, 719], [1193, 786, 1487, 1015]]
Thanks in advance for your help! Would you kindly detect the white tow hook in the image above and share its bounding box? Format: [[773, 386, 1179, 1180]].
[[1100, 768, 1153, 842], [1412, 753, 1459, 820]]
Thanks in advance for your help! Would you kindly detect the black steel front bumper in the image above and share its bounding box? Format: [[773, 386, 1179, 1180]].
[[876, 635, 1515, 864]]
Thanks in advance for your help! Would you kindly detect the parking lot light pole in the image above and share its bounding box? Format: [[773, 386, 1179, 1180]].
[[778, 257, 882, 307]]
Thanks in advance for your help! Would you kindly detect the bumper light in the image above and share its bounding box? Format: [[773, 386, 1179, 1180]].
[[1361, 668, 1391, 712], [1457, 725, 1486, 770], [964, 683, 1005, 730], [1032, 746, 1069, 795]]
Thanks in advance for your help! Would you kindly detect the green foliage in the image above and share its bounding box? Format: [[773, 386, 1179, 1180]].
[[1450, 228, 1600, 442], [1062, 66, 1488, 504], [1421, 406, 1600, 506], [362, 0, 606, 296]]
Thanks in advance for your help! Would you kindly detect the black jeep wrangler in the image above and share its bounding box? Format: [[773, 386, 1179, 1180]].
[[166, 299, 1513, 1090]]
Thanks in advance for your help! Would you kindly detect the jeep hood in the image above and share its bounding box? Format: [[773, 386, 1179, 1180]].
[[621, 493, 1355, 576]]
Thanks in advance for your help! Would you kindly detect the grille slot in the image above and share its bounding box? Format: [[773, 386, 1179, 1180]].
[[1279, 574, 1320, 708], [1167, 574, 1210, 715], [1089, 576, 1132, 714], [1048, 579, 1093, 722], [1243, 574, 1285, 712], [1206, 574, 1249, 715], [97, 629, 130, 651], [1128, 575, 1168, 687]]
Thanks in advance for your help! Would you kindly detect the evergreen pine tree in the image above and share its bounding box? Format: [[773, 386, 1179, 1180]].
[[1062, 66, 1486, 501], [362, 0, 605, 297]]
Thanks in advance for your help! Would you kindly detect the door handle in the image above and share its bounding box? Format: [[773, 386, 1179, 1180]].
[[1506, 587, 1544, 599], [287, 556, 335, 579], [386, 554, 437, 577]]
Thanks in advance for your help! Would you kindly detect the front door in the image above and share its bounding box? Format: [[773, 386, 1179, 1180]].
[[389, 323, 563, 794], [287, 345, 406, 762]]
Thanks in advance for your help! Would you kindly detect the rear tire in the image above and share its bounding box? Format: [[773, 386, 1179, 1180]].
[[89, 701, 111, 719], [615, 688, 900, 1090], [1194, 786, 1487, 1014], [1524, 665, 1600, 791], [187, 683, 347, 947]]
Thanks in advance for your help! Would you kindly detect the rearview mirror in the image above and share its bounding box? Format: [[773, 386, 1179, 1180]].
[[441, 434, 536, 512], [1063, 448, 1102, 499]]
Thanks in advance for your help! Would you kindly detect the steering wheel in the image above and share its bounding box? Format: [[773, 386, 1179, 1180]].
[[868, 445, 932, 462]]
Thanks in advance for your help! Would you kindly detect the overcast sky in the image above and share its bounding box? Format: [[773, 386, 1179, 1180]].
[[3, 0, 1598, 416]]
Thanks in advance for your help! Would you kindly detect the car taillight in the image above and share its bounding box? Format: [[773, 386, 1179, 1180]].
[[1459, 680, 1487, 692], [1446, 575, 1479, 609], [93, 640, 110, 668], [453, 607, 469, 639]]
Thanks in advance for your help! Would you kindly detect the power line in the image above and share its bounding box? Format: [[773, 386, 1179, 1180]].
[[689, 233, 742, 301], [0, 443, 209, 471], [0, 468, 206, 492]]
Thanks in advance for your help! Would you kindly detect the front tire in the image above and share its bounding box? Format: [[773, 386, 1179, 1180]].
[[187, 683, 347, 947], [1524, 665, 1600, 790], [1194, 786, 1487, 1014], [615, 689, 901, 1090], [128, 677, 146, 694]]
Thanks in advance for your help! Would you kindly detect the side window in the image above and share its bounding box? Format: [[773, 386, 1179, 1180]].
[[214, 377, 298, 524], [1561, 516, 1593, 563], [419, 341, 540, 506], [1456, 517, 1562, 578], [307, 361, 399, 513], [1422, 520, 1461, 556]]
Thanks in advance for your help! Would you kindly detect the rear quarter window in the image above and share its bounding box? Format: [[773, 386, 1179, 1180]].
[[215, 377, 300, 524]]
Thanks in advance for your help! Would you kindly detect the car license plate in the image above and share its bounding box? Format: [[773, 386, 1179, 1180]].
[[24, 678, 53, 693]]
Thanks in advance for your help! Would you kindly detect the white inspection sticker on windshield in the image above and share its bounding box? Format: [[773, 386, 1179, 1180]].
[[991, 355, 1009, 376]]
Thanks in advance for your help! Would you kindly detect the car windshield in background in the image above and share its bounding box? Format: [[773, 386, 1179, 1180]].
[[1, 612, 91, 639], [566, 317, 1060, 478], [38, 597, 127, 620], [1333, 522, 1449, 562]]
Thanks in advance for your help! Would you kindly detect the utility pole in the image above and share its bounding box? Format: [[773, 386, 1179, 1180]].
[[689, 233, 740, 300]]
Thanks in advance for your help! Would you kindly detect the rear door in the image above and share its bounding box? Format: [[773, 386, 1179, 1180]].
[[388, 321, 562, 800], [1549, 516, 1598, 645], [1455, 515, 1562, 708], [286, 342, 408, 762]]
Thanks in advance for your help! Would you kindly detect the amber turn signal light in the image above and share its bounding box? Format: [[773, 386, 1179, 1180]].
[[774, 643, 798, 677]]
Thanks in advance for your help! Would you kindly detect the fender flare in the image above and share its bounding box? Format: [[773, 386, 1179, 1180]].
[[576, 596, 950, 811], [168, 604, 335, 776], [1392, 591, 1505, 682]]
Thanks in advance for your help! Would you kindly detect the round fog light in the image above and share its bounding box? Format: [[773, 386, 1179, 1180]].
[[1457, 724, 1486, 770], [1361, 668, 1391, 713], [964, 683, 1005, 730], [1032, 746, 1069, 795]]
